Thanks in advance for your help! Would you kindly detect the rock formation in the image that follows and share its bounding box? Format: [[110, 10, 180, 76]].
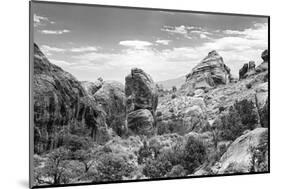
[[125, 68, 158, 136], [239, 61, 256, 80], [33, 43, 109, 154], [83, 80, 127, 136], [182, 50, 231, 92], [256, 49, 269, 73], [215, 128, 268, 174]]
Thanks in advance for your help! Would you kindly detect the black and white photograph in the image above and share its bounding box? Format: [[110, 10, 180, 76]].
[[30, 1, 269, 188]]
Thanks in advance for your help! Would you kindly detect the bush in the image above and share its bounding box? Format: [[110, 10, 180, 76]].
[[246, 83, 252, 89], [166, 165, 186, 177], [142, 135, 207, 177], [217, 99, 259, 141], [143, 155, 172, 178], [95, 153, 135, 181], [180, 136, 207, 174]]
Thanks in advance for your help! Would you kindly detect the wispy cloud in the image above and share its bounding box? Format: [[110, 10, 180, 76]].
[[155, 39, 171, 45], [34, 14, 55, 27], [67, 22, 267, 81], [161, 25, 213, 39], [70, 46, 98, 52], [40, 29, 70, 35], [119, 40, 153, 49]]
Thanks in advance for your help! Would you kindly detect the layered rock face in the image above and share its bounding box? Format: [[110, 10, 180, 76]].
[[182, 50, 231, 91], [83, 80, 127, 136], [125, 68, 158, 136], [33, 44, 108, 154]]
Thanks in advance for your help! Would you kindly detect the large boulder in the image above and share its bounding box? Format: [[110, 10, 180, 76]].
[[125, 68, 158, 136], [127, 109, 155, 136], [182, 50, 231, 92], [214, 128, 268, 174], [33, 43, 108, 154]]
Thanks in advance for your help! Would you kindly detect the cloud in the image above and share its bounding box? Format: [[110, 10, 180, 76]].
[[161, 25, 191, 39], [161, 25, 212, 39], [49, 59, 73, 66], [40, 29, 70, 35], [155, 39, 171, 45], [119, 40, 153, 49], [41, 45, 66, 52], [34, 14, 55, 27], [70, 46, 98, 52]]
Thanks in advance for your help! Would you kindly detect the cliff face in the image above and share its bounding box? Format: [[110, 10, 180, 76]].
[[182, 50, 231, 92], [33, 44, 108, 154]]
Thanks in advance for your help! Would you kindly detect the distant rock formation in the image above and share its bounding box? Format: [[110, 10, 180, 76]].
[[239, 49, 269, 80], [182, 50, 231, 92], [125, 68, 158, 136], [256, 49, 269, 73], [83, 80, 127, 136], [33, 43, 109, 154], [239, 61, 256, 80]]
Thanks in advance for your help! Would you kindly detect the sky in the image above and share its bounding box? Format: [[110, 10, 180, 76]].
[[32, 2, 268, 83]]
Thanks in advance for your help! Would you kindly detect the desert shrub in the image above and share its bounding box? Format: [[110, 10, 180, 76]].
[[142, 154, 173, 178], [63, 134, 91, 152], [172, 86, 177, 92], [246, 83, 252, 89], [95, 153, 135, 181], [234, 99, 258, 130], [171, 94, 177, 99], [34, 147, 71, 185], [216, 99, 258, 141], [180, 136, 207, 174], [219, 106, 244, 141], [166, 165, 186, 178], [137, 141, 156, 164], [219, 106, 226, 113], [156, 111, 162, 117], [142, 135, 207, 177]]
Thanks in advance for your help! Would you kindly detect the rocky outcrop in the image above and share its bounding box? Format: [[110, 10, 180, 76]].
[[156, 96, 210, 135], [127, 109, 155, 136], [125, 68, 158, 136], [81, 79, 103, 96], [256, 49, 269, 73], [85, 80, 127, 136], [33, 43, 109, 154], [182, 50, 231, 92], [213, 128, 268, 174], [239, 61, 256, 80]]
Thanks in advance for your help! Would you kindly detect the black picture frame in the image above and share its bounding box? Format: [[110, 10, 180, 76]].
[[29, 1, 270, 188]]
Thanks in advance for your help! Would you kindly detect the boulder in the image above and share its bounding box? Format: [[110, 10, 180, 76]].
[[127, 109, 155, 136], [182, 50, 231, 91], [215, 128, 268, 174], [125, 68, 158, 136], [33, 43, 108, 153]]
